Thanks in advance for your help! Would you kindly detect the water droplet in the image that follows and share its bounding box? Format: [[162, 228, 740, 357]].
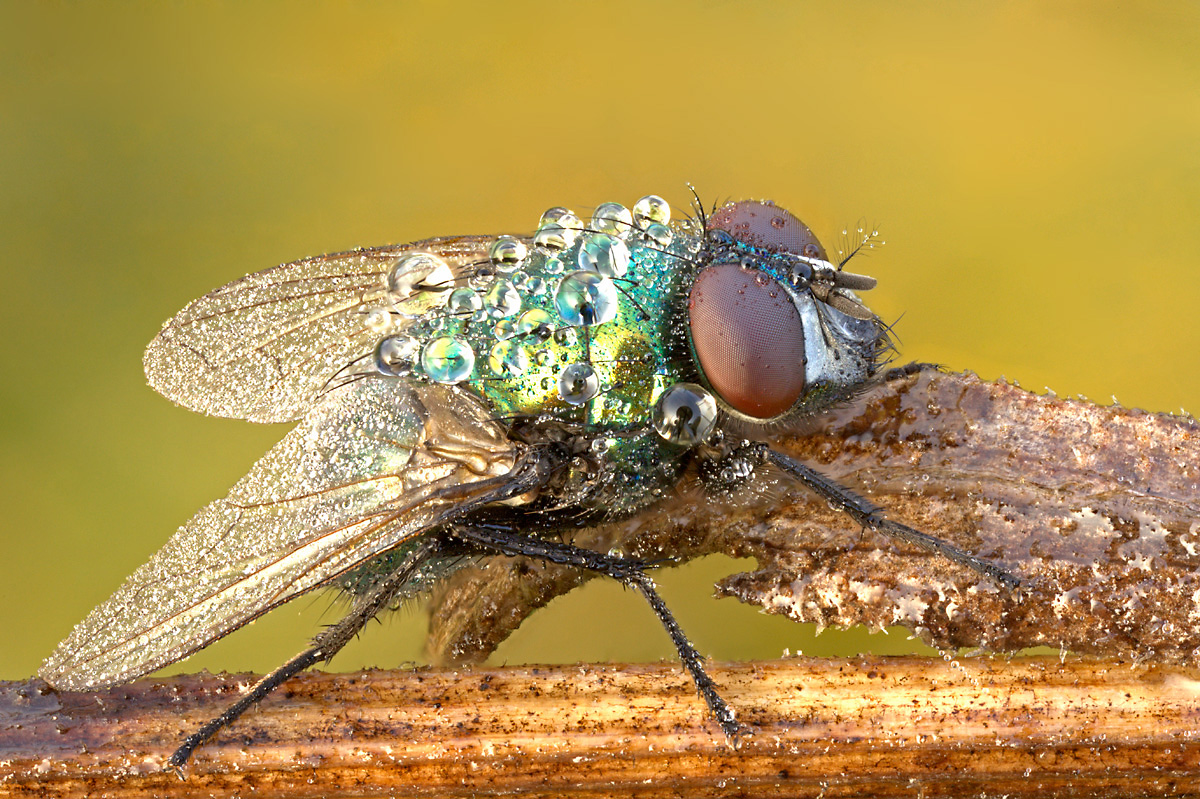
[[525, 275, 548, 296], [591, 202, 634, 237], [516, 308, 554, 340], [577, 234, 631, 278], [420, 336, 475, 383], [483, 279, 521, 318], [387, 253, 454, 300], [364, 306, 393, 334], [539, 206, 574, 228], [633, 195, 670, 229], [488, 236, 528, 272], [446, 287, 482, 318], [543, 256, 565, 275], [467, 265, 496, 290], [555, 271, 618, 326], [493, 319, 517, 340], [534, 222, 578, 251], [643, 222, 673, 247], [553, 327, 577, 347], [790, 262, 813, 286], [375, 335, 421, 377], [653, 383, 718, 446], [488, 340, 529, 376], [558, 362, 600, 405]]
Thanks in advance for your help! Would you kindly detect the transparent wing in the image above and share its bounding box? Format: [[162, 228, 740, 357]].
[[40, 378, 519, 691], [143, 235, 496, 423]]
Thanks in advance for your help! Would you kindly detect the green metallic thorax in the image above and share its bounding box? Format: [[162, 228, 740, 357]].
[[399, 220, 708, 515], [479, 228, 701, 424]]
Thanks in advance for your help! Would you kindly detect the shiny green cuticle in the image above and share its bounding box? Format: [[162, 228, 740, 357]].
[[367, 195, 706, 510]]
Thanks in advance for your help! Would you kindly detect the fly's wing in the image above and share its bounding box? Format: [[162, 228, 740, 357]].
[[143, 235, 496, 423], [40, 378, 519, 691]]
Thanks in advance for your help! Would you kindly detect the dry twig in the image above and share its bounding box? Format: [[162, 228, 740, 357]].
[[2, 657, 1199, 797]]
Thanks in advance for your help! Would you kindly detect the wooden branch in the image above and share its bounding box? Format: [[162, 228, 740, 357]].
[[3, 657, 1199, 797], [428, 367, 1200, 667], [11, 368, 1197, 796]]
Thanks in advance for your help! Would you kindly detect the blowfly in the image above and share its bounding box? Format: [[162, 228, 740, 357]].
[[40, 193, 1018, 769]]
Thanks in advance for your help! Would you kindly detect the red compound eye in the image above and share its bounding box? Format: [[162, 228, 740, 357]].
[[688, 263, 806, 418], [707, 199, 827, 258]]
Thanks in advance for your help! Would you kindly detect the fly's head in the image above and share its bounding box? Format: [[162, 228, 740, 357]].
[[653, 199, 891, 449]]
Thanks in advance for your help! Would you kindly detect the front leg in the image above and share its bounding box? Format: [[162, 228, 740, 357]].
[[701, 441, 1020, 590]]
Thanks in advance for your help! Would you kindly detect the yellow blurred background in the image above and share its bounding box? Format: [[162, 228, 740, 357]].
[[3, 2, 1198, 682]]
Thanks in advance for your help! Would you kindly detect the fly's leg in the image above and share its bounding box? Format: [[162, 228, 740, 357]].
[[449, 522, 745, 741], [761, 445, 1021, 590], [167, 446, 565, 772], [166, 536, 442, 775]]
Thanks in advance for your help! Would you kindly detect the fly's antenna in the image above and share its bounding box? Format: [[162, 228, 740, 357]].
[[836, 222, 885, 270]]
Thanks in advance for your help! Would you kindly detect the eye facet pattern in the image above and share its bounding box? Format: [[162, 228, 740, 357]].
[[688, 263, 807, 419], [707, 199, 826, 258]]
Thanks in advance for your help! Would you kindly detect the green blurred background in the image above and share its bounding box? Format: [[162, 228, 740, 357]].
[[3, 2, 1198, 683]]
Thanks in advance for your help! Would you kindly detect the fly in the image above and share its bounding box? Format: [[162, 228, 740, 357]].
[[39, 192, 1020, 771]]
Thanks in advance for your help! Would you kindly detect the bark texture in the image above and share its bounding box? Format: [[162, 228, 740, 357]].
[[429, 366, 1200, 666], [3, 658, 1199, 797]]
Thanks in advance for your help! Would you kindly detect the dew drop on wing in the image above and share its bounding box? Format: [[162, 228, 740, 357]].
[[141, 236, 497, 423]]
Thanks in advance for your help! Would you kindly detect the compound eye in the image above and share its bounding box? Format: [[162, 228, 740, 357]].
[[707, 200, 827, 259], [688, 263, 806, 418]]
